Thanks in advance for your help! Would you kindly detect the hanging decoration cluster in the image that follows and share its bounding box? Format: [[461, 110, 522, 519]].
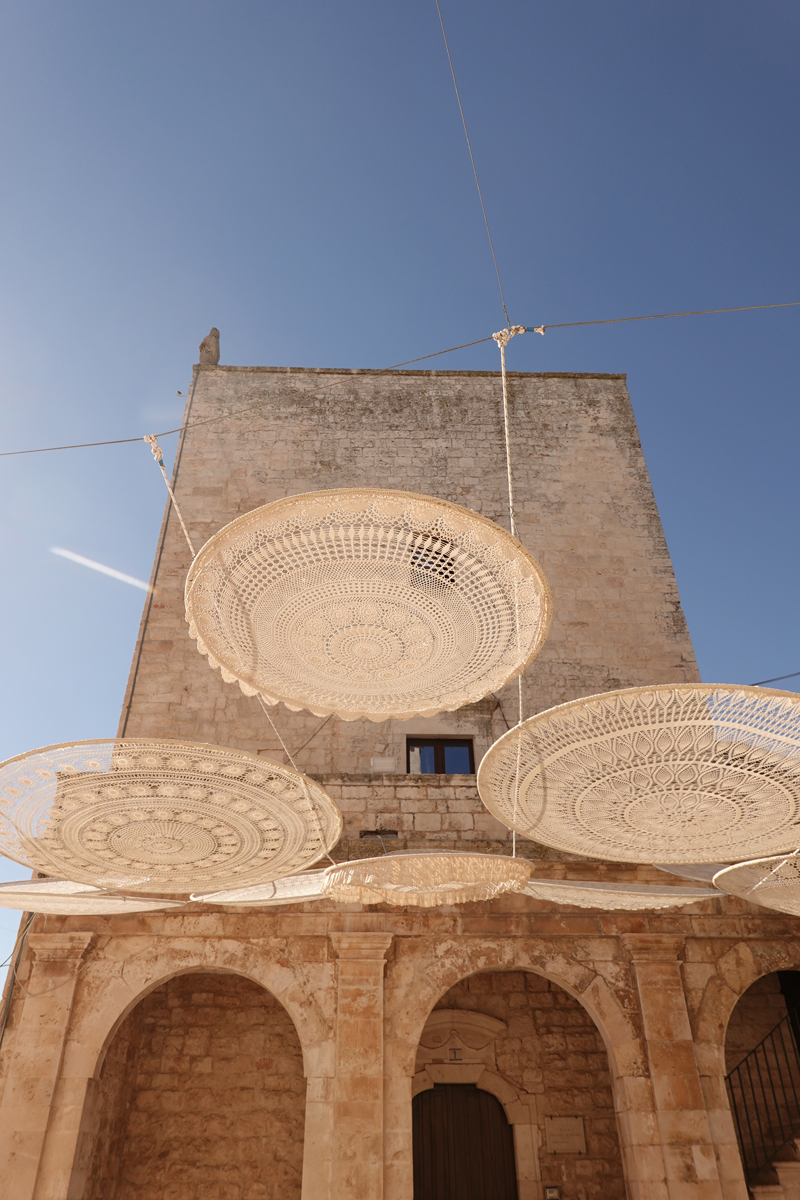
[[8, 344, 800, 916]]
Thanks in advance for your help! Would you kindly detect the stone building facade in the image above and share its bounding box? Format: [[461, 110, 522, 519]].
[[0, 360, 798, 1200]]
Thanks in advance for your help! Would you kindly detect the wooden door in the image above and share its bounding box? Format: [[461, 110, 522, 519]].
[[412, 1083, 519, 1200]]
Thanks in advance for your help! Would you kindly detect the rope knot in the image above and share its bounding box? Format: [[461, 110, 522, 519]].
[[143, 434, 164, 465], [492, 325, 526, 349]]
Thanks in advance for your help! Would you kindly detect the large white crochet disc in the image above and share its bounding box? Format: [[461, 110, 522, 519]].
[[192, 869, 327, 906], [0, 740, 342, 894], [185, 489, 552, 721], [322, 851, 531, 907], [477, 685, 800, 864], [0, 879, 183, 915], [713, 856, 800, 916], [522, 879, 714, 910]]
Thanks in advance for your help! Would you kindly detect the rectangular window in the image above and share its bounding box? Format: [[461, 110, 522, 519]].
[[407, 737, 475, 775]]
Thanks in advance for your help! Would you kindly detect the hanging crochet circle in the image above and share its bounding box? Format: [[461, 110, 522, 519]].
[[521, 878, 714, 910], [0, 739, 342, 894], [0, 878, 184, 915], [322, 851, 531, 907], [713, 856, 800, 916], [653, 862, 729, 882], [192, 869, 327, 906], [477, 685, 800, 864], [185, 489, 552, 721]]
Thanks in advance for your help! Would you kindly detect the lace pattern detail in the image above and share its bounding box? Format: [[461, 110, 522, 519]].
[[713, 855, 800, 916], [477, 685, 800, 863], [185, 489, 552, 721], [322, 851, 530, 907], [0, 739, 342, 894]]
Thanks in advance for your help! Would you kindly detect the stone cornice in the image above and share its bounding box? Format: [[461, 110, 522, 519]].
[[330, 932, 393, 960], [621, 933, 685, 960], [28, 932, 95, 964]]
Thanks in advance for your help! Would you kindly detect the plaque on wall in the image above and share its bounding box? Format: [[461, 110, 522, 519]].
[[545, 1116, 586, 1155]]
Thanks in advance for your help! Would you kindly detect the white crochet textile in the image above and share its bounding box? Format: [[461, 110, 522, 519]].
[[192, 869, 327, 906], [477, 685, 800, 863], [652, 863, 729, 883], [0, 739, 342, 894], [522, 878, 714, 910], [713, 856, 800, 916], [185, 489, 552, 721], [322, 851, 531, 907], [0, 878, 183, 915]]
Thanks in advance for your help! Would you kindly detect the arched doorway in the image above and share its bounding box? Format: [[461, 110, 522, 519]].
[[413, 1083, 518, 1200], [726, 970, 800, 1072], [412, 969, 626, 1200], [725, 969, 800, 1186], [79, 971, 306, 1200]]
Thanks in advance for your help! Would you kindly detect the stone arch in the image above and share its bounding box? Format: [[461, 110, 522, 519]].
[[676, 940, 800, 1200], [716, 963, 800, 1194], [41, 937, 336, 1200], [692, 939, 800, 1076], [65, 936, 334, 1083], [71, 968, 308, 1200], [385, 941, 636, 1200], [385, 937, 643, 1082], [724, 970, 800, 1074]]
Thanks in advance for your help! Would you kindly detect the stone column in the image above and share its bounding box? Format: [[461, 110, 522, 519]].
[[623, 934, 725, 1200], [0, 932, 94, 1200], [301, 1047, 336, 1200], [329, 932, 393, 1200]]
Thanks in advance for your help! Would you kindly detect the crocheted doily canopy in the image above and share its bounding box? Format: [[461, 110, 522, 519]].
[[522, 879, 714, 911], [192, 869, 327, 906], [477, 685, 800, 864], [713, 856, 800, 916], [322, 851, 531, 907], [0, 739, 342, 894], [185, 489, 552, 721], [0, 878, 183, 915]]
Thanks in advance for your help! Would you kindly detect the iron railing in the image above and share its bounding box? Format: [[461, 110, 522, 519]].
[[726, 1007, 800, 1182]]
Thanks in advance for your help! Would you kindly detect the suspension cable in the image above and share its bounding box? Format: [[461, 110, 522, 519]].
[[434, 0, 511, 326]]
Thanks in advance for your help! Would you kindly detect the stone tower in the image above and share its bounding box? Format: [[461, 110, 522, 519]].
[[0, 356, 796, 1200]]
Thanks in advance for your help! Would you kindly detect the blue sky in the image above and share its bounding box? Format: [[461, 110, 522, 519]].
[[0, 0, 798, 971]]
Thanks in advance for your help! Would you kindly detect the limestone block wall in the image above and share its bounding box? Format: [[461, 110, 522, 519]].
[[319, 770, 516, 858], [84, 973, 306, 1200], [433, 971, 626, 1200], [80, 1002, 144, 1199], [120, 365, 699, 777], [6, 895, 800, 1200], [323, 773, 728, 863]]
